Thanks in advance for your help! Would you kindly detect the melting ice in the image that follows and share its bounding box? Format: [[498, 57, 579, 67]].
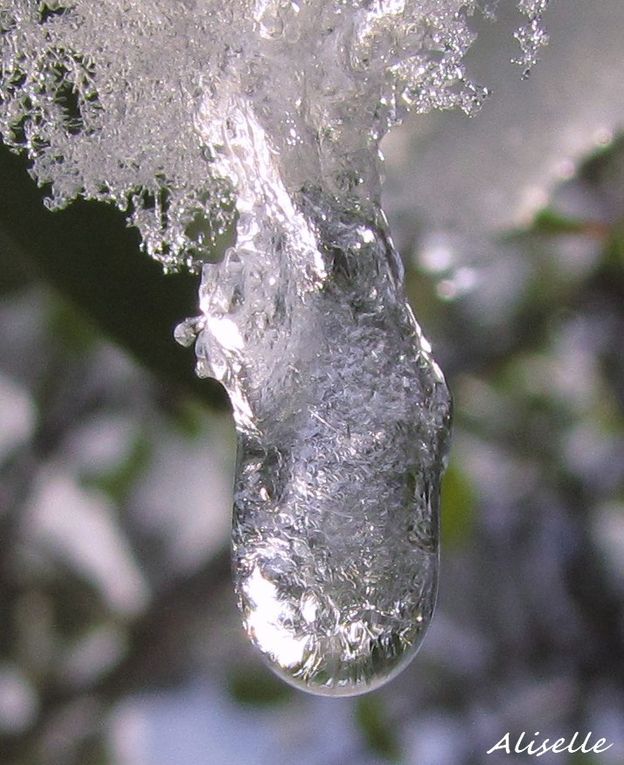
[[0, 0, 548, 694]]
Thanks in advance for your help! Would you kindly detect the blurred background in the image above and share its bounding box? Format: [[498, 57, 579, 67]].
[[1, 1, 623, 763]]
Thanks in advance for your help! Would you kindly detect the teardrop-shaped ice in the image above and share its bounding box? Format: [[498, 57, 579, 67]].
[[182, 217, 449, 694], [229, 217, 449, 695], [177, 102, 451, 696]]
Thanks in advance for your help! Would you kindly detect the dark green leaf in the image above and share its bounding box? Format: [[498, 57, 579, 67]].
[[0, 145, 228, 410]]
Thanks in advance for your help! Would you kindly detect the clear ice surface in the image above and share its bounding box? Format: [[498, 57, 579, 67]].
[[0, 0, 547, 694]]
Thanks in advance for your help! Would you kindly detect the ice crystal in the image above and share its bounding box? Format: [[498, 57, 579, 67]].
[[514, 0, 550, 77], [0, 0, 548, 694]]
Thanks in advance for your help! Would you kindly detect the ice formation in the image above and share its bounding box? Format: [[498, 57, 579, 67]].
[[0, 1, 547, 695]]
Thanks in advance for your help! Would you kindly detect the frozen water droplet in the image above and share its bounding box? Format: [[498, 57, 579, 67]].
[[226, 201, 450, 695], [187, 96, 452, 694], [174, 315, 204, 348]]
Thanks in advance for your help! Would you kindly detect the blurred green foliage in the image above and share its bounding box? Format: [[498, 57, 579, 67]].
[[84, 434, 152, 505], [440, 461, 475, 549], [228, 665, 293, 707], [355, 695, 402, 762]]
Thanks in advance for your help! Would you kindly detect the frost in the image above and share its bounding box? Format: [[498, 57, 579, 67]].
[[0, 1, 544, 266], [514, 0, 550, 77], [1, 0, 549, 695]]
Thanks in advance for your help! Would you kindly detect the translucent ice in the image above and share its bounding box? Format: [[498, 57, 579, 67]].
[[175, 102, 452, 694], [0, 0, 487, 266], [0, 0, 547, 694]]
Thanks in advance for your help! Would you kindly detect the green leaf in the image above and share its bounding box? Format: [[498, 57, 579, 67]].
[[0, 145, 228, 410]]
